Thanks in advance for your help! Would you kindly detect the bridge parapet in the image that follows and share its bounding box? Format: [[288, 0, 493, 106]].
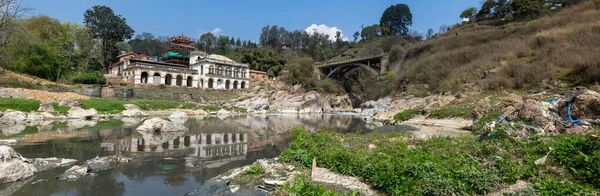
[[317, 53, 387, 68]]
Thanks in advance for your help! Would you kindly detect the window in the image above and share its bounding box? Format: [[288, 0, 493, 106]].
[[234, 69, 239, 78], [218, 66, 224, 75], [226, 67, 232, 77], [241, 69, 246, 78], [209, 65, 214, 74]]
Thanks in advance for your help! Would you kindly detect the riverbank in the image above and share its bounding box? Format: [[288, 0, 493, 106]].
[[214, 127, 600, 195]]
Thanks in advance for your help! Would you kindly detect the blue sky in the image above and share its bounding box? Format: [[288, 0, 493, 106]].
[[25, 0, 480, 41]]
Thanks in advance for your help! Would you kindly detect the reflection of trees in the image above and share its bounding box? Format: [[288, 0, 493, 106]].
[[164, 168, 186, 187]]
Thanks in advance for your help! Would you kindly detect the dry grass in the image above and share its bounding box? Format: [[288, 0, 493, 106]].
[[392, 1, 600, 92]]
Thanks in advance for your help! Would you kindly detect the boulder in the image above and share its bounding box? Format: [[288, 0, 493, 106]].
[[58, 99, 81, 108], [328, 95, 354, 111], [0, 111, 28, 125], [217, 109, 231, 116], [245, 97, 270, 112], [0, 146, 37, 184], [136, 118, 188, 134], [169, 111, 188, 119], [67, 107, 98, 119], [195, 109, 209, 116], [360, 98, 392, 116], [58, 165, 90, 181], [26, 112, 42, 122], [570, 90, 600, 120], [37, 103, 55, 112], [121, 109, 148, 117], [123, 104, 141, 110], [85, 155, 130, 171], [29, 157, 77, 172]]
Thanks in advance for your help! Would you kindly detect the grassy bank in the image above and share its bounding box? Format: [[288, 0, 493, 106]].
[[0, 97, 228, 114], [280, 127, 600, 195]]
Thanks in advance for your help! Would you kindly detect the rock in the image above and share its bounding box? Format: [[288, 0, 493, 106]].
[[37, 103, 55, 112], [246, 97, 270, 112], [0, 139, 17, 146], [195, 109, 208, 116], [123, 104, 141, 110], [217, 109, 231, 116], [0, 111, 28, 125], [26, 112, 42, 122], [360, 98, 392, 116], [368, 144, 376, 150], [328, 95, 354, 112], [121, 109, 148, 117], [58, 99, 81, 108], [571, 90, 600, 120], [0, 146, 37, 184], [29, 157, 77, 172], [67, 107, 98, 119], [303, 91, 320, 102], [136, 118, 188, 134], [58, 165, 90, 181], [85, 155, 130, 171], [0, 124, 26, 135], [169, 111, 188, 119]]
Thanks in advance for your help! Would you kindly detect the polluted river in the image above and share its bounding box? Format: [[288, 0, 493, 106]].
[[0, 114, 411, 196]]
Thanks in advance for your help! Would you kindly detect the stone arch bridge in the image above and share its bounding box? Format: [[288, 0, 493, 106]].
[[317, 53, 389, 79]]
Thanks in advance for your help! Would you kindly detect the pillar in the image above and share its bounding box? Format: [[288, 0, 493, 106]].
[[160, 76, 165, 85], [380, 55, 389, 75], [201, 133, 206, 145]]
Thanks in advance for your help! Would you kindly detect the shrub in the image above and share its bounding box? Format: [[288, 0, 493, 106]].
[[51, 103, 70, 114], [244, 163, 265, 175], [279, 175, 357, 196], [429, 106, 473, 119], [71, 71, 106, 85], [393, 109, 422, 122], [504, 14, 515, 22]]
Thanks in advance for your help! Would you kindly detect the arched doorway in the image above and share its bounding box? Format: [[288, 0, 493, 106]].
[[186, 76, 193, 87], [165, 74, 172, 85], [233, 81, 238, 89], [153, 73, 161, 85], [240, 81, 246, 89], [217, 79, 223, 89], [140, 72, 148, 84], [208, 78, 214, 89], [176, 75, 183, 86], [225, 80, 230, 89]]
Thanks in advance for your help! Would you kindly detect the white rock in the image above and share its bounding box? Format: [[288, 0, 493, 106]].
[[67, 107, 98, 119], [217, 109, 231, 116], [37, 103, 55, 112], [121, 109, 148, 117], [169, 111, 188, 119], [58, 165, 89, 181], [0, 146, 37, 184], [123, 104, 141, 110], [58, 99, 81, 107], [137, 118, 188, 133], [0, 111, 28, 125]]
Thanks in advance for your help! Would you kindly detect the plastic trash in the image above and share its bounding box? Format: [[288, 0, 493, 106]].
[[534, 147, 554, 165]]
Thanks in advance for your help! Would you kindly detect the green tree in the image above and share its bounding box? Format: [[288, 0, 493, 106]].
[[512, 0, 541, 18], [231, 48, 286, 77], [128, 32, 170, 56], [5, 16, 73, 81], [477, 0, 497, 20], [281, 57, 314, 86], [353, 31, 360, 42], [235, 38, 241, 47], [0, 0, 32, 57], [64, 22, 102, 72], [84, 5, 134, 71], [460, 7, 478, 21], [380, 4, 413, 36], [217, 35, 231, 55], [199, 32, 217, 53], [361, 24, 381, 40]]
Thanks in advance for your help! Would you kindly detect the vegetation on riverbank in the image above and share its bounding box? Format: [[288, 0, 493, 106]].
[[280, 127, 600, 195], [0, 97, 227, 114]]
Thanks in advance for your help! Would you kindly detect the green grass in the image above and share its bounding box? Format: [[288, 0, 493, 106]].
[[51, 103, 70, 114], [279, 127, 600, 195], [0, 97, 40, 112], [79, 98, 215, 114], [200, 105, 222, 112], [277, 175, 358, 196], [244, 163, 265, 175], [393, 109, 422, 122], [428, 106, 473, 119]]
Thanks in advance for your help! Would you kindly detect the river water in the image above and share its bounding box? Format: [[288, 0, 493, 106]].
[[0, 114, 405, 196]]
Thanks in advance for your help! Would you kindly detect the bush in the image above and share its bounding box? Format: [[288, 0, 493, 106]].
[[244, 163, 265, 175], [71, 71, 106, 85], [393, 109, 422, 122], [278, 175, 357, 196]]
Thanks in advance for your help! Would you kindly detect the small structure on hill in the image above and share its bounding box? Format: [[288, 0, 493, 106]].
[[107, 35, 252, 90]]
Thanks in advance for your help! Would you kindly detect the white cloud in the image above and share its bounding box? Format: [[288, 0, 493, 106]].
[[210, 28, 222, 35], [304, 24, 348, 42], [199, 27, 223, 37]]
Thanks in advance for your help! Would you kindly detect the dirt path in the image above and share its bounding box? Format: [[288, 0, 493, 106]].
[[0, 88, 88, 103], [401, 117, 473, 139]]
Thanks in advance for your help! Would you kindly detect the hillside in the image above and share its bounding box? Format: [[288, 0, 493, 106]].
[[390, 1, 600, 92]]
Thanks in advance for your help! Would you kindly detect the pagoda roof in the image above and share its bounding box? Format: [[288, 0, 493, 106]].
[[171, 34, 193, 44]]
